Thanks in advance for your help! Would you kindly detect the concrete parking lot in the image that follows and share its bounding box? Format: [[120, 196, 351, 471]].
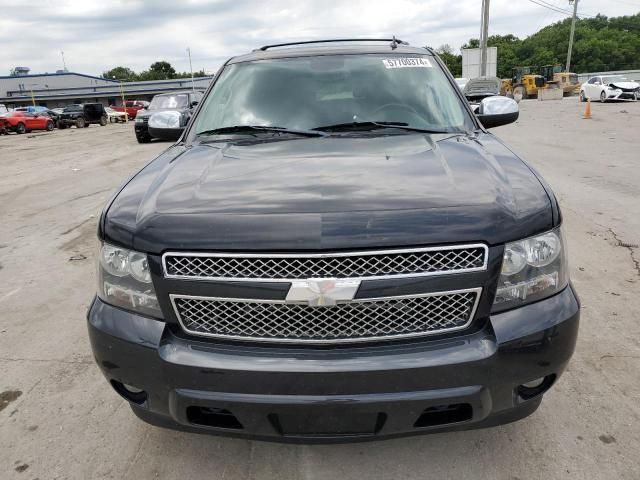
[[1, 99, 639, 479]]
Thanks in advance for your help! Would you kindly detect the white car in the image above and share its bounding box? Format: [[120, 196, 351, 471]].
[[105, 107, 128, 123], [580, 75, 640, 102]]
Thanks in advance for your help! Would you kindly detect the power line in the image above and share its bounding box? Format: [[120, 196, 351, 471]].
[[607, 0, 640, 6], [527, 0, 595, 18], [527, 0, 573, 16]]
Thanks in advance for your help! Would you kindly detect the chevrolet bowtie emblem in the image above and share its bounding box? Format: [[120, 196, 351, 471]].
[[285, 279, 361, 306]]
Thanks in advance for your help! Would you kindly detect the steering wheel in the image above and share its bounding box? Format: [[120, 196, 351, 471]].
[[371, 103, 420, 118]]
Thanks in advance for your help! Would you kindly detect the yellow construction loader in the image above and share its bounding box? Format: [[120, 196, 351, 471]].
[[539, 65, 581, 96], [501, 67, 547, 102]]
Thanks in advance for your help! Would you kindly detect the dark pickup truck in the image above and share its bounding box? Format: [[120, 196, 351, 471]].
[[88, 39, 579, 443]]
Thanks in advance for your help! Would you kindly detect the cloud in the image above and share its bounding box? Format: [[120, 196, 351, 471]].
[[0, 0, 637, 75]]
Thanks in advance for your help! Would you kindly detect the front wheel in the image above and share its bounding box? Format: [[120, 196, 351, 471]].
[[136, 133, 151, 144], [634, 91, 639, 101], [600, 91, 606, 103], [15, 122, 26, 134], [76, 117, 86, 128], [579, 91, 586, 102], [46, 121, 54, 132], [100, 116, 107, 126]]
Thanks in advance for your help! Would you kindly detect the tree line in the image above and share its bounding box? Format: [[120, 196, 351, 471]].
[[102, 61, 208, 82], [434, 12, 640, 78]]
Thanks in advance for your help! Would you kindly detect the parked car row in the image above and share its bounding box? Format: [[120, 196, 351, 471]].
[[1, 103, 105, 134], [0, 99, 151, 134], [2, 92, 205, 140]]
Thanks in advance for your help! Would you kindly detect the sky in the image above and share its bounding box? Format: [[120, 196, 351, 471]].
[[0, 0, 638, 76]]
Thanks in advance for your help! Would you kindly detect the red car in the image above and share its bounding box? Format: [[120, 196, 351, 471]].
[[0, 111, 55, 134], [111, 100, 149, 119]]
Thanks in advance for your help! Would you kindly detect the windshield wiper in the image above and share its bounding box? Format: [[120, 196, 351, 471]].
[[312, 121, 451, 134], [196, 125, 326, 137]]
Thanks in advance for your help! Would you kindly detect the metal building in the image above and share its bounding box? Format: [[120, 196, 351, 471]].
[[0, 71, 214, 109]]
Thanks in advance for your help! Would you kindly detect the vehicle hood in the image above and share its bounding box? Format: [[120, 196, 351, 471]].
[[103, 133, 555, 253], [609, 81, 639, 90], [464, 76, 502, 100], [137, 107, 189, 120]]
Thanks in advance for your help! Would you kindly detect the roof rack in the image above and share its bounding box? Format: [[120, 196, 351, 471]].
[[256, 36, 409, 52]]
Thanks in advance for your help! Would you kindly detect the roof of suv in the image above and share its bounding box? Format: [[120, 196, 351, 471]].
[[229, 42, 434, 65]]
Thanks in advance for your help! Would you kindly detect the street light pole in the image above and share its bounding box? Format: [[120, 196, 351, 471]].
[[480, 0, 491, 77], [566, 0, 579, 72], [187, 47, 195, 92], [114, 76, 128, 122]]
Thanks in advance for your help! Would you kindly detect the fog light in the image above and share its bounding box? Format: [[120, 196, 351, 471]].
[[517, 374, 556, 400], [123, 384, 144, 394], [111, 380, 148, 405], [522, 377, 546, 389]]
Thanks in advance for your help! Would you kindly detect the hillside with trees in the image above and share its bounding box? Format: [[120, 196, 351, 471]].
[[436, 12, 640, 78]]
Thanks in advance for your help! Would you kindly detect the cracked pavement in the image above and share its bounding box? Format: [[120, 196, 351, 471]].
[[1, 100, 640, 479]]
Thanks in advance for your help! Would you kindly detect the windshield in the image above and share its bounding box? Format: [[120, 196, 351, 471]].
[[192, 54, 472, 137], [63, 105, 82, 112], [149, 94, 188, 110]]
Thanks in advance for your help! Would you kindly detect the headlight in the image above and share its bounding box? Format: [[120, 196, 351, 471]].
[[97, 243, 162, 318], [492, 228, 568, 312], [135, 116, 145, 123], [148, 111, 181, 129]]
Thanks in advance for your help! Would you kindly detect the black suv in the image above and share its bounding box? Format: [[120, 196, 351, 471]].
[[134, 91, 203, 143], [88, 39, 579, 443], [57, 103, 107, 129]]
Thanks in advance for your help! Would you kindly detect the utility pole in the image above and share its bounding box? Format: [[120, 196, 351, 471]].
[[566, 0, 578, 72], [480, 0, 490, 77], [61, 51, 68, 72], [187, 47, 195, 92]]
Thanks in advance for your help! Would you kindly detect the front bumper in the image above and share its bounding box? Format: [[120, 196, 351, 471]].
[[148, 125, 184, 141], [606, 89, 638, 100], [88, 285, 579, 443], [58, 117, 79, 126]]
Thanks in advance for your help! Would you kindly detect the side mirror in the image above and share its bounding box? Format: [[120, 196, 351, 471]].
[[190, 101, 199, 108], [476, 96, 519, 129]]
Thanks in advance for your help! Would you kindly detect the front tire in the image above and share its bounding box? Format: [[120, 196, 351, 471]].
[[46, 121, 54, 132], [15, 122, 26, 134], [136, 133, 151, 144], [579, 91, 586, 102], [634, 91, 639, 102], [600, 91, 606, 103], [100, 116, 107, 126], [76, 117, 86, 128]]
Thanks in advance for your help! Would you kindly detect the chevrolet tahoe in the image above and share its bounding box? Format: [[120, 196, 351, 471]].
[[88, 38, 580, 443]]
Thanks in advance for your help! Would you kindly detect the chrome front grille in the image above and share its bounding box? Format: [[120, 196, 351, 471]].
[[163, 245, 488, 281], [170, 289, 481, 344]]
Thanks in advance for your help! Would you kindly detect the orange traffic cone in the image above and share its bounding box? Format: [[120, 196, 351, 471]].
[[583, 98, 592, 119]]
